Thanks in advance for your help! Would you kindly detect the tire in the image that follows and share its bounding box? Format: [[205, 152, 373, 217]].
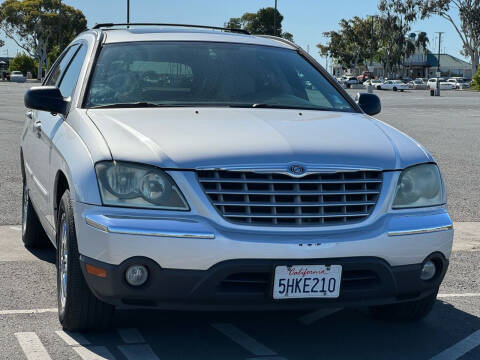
[[400, 89, 404, 92], [57, 189, 114, 331], [369, 291, 438, 321], [377, 85, 381, 90], [22, 181, 50, 248], [393, 87, 397, 91]]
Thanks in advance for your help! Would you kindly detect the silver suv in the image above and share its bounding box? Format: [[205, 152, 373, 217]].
[[21, 24, 453, 331]]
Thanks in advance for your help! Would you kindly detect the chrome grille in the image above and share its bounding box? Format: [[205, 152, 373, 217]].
[[197, 170, 382, 226]]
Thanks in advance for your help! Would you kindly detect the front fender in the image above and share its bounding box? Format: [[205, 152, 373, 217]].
[[51, 109, 111, 206]]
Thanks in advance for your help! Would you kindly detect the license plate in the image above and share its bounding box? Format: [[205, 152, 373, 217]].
[[273, 265, 342, 299]]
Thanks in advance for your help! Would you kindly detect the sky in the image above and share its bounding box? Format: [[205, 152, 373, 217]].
[[0, 0, 467, 66]]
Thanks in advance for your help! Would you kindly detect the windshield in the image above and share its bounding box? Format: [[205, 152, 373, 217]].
[[85, 41, 354, 112]]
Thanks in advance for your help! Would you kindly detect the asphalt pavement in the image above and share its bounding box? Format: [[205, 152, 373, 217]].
[[0, 82, 479, 359]]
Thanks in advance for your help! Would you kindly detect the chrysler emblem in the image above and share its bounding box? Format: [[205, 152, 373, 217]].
[[289, 164, 305, 176]]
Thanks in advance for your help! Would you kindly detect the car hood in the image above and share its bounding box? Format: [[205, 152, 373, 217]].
[[86, 108, 432, 170]]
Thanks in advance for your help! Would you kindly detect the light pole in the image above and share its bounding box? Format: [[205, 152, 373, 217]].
[[127, 0, 130, 24], [367, 15, 378, 93], [273, 0, 277, 36], [434, 31, 444, 96]]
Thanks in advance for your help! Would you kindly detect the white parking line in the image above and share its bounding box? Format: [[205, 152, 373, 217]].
[[9, 226, 21, 231], [15, 332, 52, 360], [430, 329, 480, 360], [73, 346, 117, 360], [299, 308, 343, 325], [212, 323, 277, 357], [438, 293, 480, 298], [117, 328, 146, 344], [118, 344, 160, 360], [55, 330, 91, 346], [0, 308, 57, 315]]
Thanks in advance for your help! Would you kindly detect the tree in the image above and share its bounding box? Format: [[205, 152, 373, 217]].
[[377, 0, 419, 77], [390, 0, 480, 76], [0, 0, 87, 79], [317, 17, 380, 73], [415, 31, 429, 52], [8, 52, 36, 76], [473, 64, 480, 89], [225, 7, 294, 41]]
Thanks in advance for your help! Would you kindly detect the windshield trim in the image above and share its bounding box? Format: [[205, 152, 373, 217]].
[[82, 40, 360, 113]]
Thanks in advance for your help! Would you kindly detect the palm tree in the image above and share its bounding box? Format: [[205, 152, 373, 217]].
[[415, 32, 429, 59]]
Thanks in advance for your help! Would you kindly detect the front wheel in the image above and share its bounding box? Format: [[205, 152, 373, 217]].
[[57, 189, 114, 331], [377, 85, 382, 90], [369, 291, 438, 321], [393, 87, 398, 91]]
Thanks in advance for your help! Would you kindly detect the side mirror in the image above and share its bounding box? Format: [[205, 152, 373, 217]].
[[355, 93, 381, 116], [24, 86, 69, 116]]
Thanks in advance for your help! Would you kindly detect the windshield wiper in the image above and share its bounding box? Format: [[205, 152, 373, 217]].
[[90, 102, 162, 109], [251, 103, 331, 111]]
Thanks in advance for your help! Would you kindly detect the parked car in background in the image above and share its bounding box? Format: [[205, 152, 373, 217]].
[[344, 76, 359, 88], [427, 78, 455, 90], [10, 70, 26, 83], [447, 78, 469, 89], [376, 80, 409, 91], [363, 79, 382, 88], [409, 78, 429, 90], [21, 23, 452, 331], [357, 71, 374, 83]]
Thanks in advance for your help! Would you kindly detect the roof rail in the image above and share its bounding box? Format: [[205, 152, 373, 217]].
[[91, 23, 249, 35], [255, 35, 298, 49]]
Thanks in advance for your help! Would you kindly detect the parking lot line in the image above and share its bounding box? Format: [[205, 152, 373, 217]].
[[430, 329, 480, 360], [438, 293, 480, 298], [55, 330, 91, 346], [15, 332, 52, 360], [117, 344, 160, 360], [212, 323, 278, 357], [0, 308, 57, 315], [117, 328, 146, 344], [73, 346, 117, 360]]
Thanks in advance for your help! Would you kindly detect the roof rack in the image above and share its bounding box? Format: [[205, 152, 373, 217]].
[[256, 35, 298, 49], [91, 23, 249, 35]]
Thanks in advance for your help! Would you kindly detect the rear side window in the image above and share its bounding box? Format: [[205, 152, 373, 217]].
[[46, 45, 79, 86], [58, 45, 87, 98]]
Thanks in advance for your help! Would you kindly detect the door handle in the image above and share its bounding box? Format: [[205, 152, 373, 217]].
[[26, 110, 33, 119], [33, 120, 42, 131]]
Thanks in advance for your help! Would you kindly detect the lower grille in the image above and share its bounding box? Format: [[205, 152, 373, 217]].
[[217, 270, 381, 295], [218, 273, 270, 294], [197, 169, 382, 226]]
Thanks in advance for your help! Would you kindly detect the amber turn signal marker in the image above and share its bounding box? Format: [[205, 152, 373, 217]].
[[85, 264, 107, 278]]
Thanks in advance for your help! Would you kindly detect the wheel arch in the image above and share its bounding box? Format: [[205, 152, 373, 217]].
[[53, 170, 70, 226], [20, 148, 26, 184]]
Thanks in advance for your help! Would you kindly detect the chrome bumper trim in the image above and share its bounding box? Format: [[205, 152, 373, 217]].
[[387, 224, 453, 237], [85, 215, 215, 239]]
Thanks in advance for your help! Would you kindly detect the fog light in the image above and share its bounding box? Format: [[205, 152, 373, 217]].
[[420, 260, 436, 280], [125, 265, 149, 286]]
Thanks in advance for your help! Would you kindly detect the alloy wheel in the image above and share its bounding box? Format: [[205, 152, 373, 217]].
[[59, 213, 68, 313]]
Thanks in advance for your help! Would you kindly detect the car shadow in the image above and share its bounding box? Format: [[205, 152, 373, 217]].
[[26, 244, 56, 264], [71, 300, 480, 360]]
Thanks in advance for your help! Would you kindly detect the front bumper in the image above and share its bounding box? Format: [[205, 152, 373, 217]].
[[74, 201, 453, 270], [80, 254, 448, 310]]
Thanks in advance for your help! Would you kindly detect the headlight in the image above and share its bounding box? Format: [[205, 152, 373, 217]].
[[95, 161, 189, 210], [392, 164, 445, 209]]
